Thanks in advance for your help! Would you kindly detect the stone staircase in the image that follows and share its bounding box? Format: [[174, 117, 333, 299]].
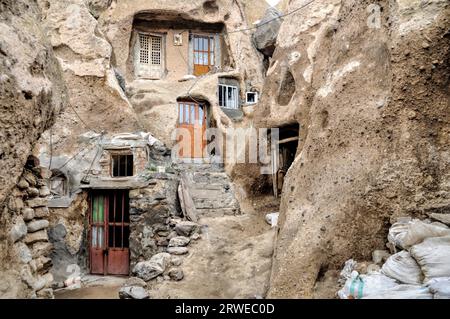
[[174, 163, 240, 218]]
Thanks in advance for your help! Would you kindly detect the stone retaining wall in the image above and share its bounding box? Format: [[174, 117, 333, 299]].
[[0, 161, 54, 298], [129, 174, 180, 269]]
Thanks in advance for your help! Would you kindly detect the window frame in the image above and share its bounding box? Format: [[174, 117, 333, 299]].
[[110, 153, 134, 178], [49, 173, 68, 198], [246, 91, 259, 105], [138, 33, 162, 66], [134, 31, 165, 79], [218, 84, 239, 109]]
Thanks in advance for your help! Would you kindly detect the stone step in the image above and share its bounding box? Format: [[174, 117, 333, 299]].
[[192, 196, 238, 209], [173, 163, 224, 173], [192, 172, 229, 184], [196, 207, 239, 217]]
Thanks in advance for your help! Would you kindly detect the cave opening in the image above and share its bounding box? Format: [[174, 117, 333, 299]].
[[271, 123, 300, 198]]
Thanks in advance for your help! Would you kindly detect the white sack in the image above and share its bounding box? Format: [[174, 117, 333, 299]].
[[362, 285, 432, 299], [338, 271, 398, 299], [427, 277, 450, 299], [381, 250, 423, 285], [410, 236, 450, 282], [338, 259, 357, 285], [388, 219, 450, 250]]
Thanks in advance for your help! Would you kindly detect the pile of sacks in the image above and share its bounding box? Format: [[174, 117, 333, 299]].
[[338, 218, 450, 299]]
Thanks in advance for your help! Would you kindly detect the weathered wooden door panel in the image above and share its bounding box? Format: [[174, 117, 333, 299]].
[[90, 194, 106, 274], [177, 102, 207, 158]]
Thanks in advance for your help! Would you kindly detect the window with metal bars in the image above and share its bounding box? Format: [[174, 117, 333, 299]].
[[111, 154, 133, 177], [139, 33, 161, 66]]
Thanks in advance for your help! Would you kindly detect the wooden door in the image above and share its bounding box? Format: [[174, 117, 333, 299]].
[[90, 193, 106, 274], [89, 190, 129, 275], [106, 190, 130, 275], [193, 35, 214, 76], [177, 102, 207, 158]]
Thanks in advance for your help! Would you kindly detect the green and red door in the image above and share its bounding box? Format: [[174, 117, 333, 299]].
[[89, 190, 130, 275]]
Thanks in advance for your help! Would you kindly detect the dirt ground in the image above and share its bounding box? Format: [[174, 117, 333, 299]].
[[54, 195, 280, 299], [54, 276, 127, 299]]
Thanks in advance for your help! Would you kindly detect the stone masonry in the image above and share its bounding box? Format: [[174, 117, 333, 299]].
[[0, 159, 54, 298], [129, 173, 180, 269]]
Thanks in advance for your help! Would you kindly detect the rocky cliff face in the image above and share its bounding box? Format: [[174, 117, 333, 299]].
[[252, 0, 449, 298], [0, 0, 68, 298], [0, 0, 67, 208]]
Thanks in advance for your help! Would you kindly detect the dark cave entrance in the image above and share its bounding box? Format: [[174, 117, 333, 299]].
[[271, 123, 299, 198]]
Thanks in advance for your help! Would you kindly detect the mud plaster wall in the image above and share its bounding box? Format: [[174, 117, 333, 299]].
[[248, 0, 450, 298], [128, 19, 229, 82]]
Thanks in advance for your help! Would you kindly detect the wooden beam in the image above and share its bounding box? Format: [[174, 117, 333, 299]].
[[277, 136, 299, 144]]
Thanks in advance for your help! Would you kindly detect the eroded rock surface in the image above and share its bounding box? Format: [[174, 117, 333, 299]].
[[250, 0, 450, 298]]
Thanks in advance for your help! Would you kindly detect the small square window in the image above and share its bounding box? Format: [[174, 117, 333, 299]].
[[112, 154, 133, 177], [246, 92, 258, 104], [174, 33, 183, 46]]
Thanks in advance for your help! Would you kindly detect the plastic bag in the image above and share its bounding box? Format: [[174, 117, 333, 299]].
[[265, 212, 279, 227], [410, 236, 450, 282], [338, 271, 398, 299], [381, 250, 423, 285], [388, 219, 450, 250], [338, 259, 357, 285], [427, 277, 450, 299]]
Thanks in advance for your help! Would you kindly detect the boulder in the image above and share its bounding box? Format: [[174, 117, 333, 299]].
[[119, 286, 149, 299], [252, 7, 282, 56], [10, 216, 27, 242], [22, 207, 35, 221], [26, 198, 48, 208], [23, 171, 37, 186], [167, 230, 178, 240], [36, 288, 54, 299], [39, 186, 51, 197], [33, 273, 53, 291], [24, 230, 48, 244], [31, 242, 53, 258], [167, 247, 188, 255], [168, 236, 190, 247], [168, 268, 184, 281], [17, 179, 30, 189], [27, 187, 40, 197], [14, 242, 32, 263], [34, 207, 50, 218], [123, 277, 147, 288], [8, 197, 24, 212], [27, 219, 49, 232], [132, 253, 171, 281], [175, 221, 200, 237], [372, 250, 391, 265], [170, 256, 183, 266]]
